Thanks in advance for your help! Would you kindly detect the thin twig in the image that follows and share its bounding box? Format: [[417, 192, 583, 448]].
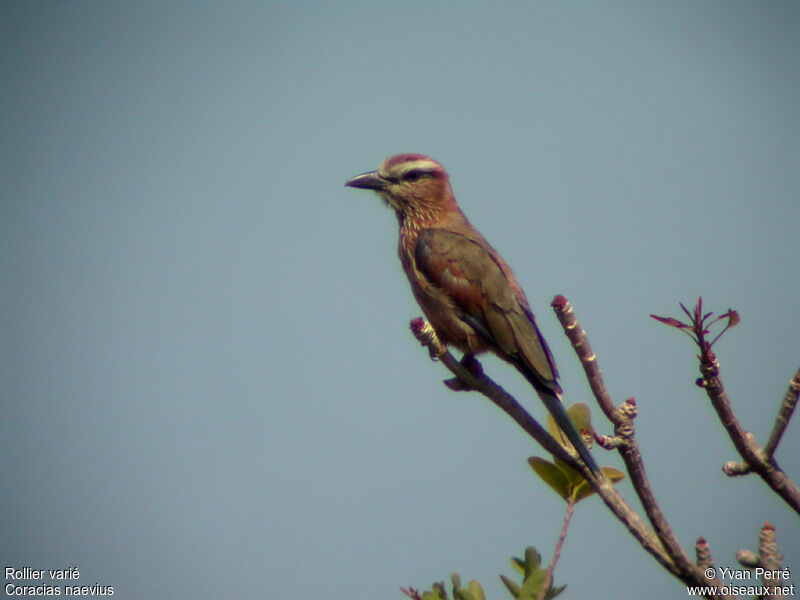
[[699, 347, 800, 514], [764, 366, 800, 459], [550, 296, 619, 423], [652, 300, 800, 514], [409, 318, 736, 599], [695, 537, 713, 569], [551, 296, 704, 584], [538, 498, 575, 600], [410, 318, 580, 465], [758, 522, 784, 600]]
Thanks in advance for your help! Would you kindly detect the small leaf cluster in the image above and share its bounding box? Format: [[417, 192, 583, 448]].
[[650, 297, 739, 350], [400, 573, 484, 600], [399, 547, 563, 600], [529, 404, 624, 502], [500, 547, 565, 600]]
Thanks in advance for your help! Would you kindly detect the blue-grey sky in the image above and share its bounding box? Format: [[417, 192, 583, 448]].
[[2, 2, 798, 598]]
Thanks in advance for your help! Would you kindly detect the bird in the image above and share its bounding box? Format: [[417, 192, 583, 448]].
[[345, 153, 599, 473]]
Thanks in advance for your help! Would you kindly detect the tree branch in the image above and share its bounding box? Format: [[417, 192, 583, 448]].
[[409, 316, 735, 599], [699, 347, 800, 514], [538, 498, 574, 600], [551, 296, 715, 590], [409, 318, 579, 466], [764, 366, 800, 459], [652, 299, 800, 514]]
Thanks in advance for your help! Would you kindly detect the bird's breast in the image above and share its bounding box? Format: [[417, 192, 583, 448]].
[[397, 228, 485, 353]]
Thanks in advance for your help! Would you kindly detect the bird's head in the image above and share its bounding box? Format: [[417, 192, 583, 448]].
[[345, 154, 457, 225]]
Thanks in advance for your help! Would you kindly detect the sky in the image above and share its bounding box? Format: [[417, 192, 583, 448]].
[[1, 2, 799, 599]]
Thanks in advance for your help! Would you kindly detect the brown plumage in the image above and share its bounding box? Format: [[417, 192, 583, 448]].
[[345, 153, 597, 472]]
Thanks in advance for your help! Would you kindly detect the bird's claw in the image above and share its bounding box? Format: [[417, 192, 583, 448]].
[[443, 377, 471, 392], [459, 354, 484, 377], [409, 318, 446, 359]]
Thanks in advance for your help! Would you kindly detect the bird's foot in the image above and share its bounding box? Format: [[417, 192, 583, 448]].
[[409, 318, 446, 359], [443, 354, 484, 392], [459, 353, 484, 377]]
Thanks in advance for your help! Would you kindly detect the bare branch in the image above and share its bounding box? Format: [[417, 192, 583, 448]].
[[653, 300, 800, 514], [764, 366, 800, 459], [695, 537, 713, 569], [722, 460, 751, 477], [699, 346, 800, 514], [759, 522, 783, 583], [410, 317, 577, 465], [552, 296, 712, 589], [410, 316, 738, 599], [551, 295, 619, 423], [538, 498, 575, 600], [737, 522, 787, 600]]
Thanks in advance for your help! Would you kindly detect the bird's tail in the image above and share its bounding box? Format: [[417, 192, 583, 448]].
[[534, 387, 600, 474], [458, 312, 599, 473]]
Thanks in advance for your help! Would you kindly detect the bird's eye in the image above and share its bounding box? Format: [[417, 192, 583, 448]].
[[404, 169, 430, 182]]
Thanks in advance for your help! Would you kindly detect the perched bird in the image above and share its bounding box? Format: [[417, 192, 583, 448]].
[[345, 153, 598, 473]]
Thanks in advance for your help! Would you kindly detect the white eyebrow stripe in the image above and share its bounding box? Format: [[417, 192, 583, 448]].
[[396, 159, 440, 175], [381, 158, 442, 178]]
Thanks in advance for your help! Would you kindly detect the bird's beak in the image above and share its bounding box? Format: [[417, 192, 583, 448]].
[[344, 170, 388, 190]]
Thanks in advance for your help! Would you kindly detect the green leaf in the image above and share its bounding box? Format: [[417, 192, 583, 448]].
[[546, 412, 561, 442], [572, 466, 626, 502], [546, 583, 567, 599], [572, 479, 594, 502], [518, 568, 547, 600], [567, 403, 592, 434], [500, 574, 521, 598], [523, 547, 541, 574], [546, 402, 593, 449], [528, 457, 571, 500], [603, 466, 625, 482], [429, 582, 447, 599], [467, 580, 485, 600], [454, 588, 475, 600], [451, 573, 461, 590], [510, 557, 525, 576], [553, 456, 587, 489]]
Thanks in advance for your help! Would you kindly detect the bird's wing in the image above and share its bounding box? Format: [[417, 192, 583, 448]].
[[415, 228, 558, 391]]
